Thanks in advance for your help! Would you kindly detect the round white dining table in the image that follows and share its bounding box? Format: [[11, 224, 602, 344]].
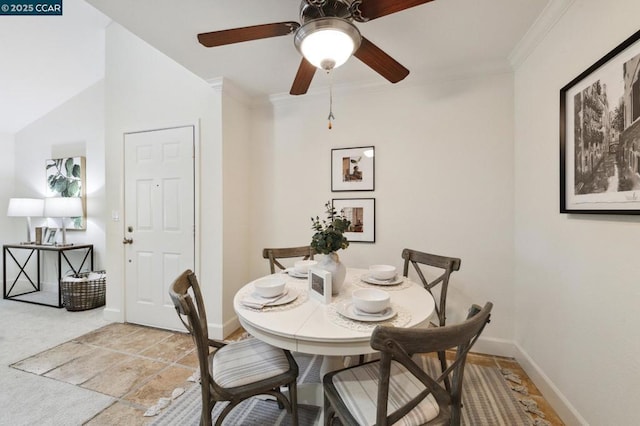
[[233, 267, 435, 374]]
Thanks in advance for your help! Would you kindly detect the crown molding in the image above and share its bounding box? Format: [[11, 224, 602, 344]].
[[509, 0, 576, 69], [206, 77, 252, 105], [267, 59, 513, 106], [207, 77, 223, 92]]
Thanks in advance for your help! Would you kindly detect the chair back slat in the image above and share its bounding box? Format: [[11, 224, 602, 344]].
[[323, 302, 492, 426], [402, 248, 461, 327], [370, 302, 492, 426], [262, 246, 314, 274]]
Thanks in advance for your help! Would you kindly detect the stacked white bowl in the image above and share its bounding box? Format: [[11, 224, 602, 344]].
[[352, 288, 390, 313], [254, 276, 286, 298]]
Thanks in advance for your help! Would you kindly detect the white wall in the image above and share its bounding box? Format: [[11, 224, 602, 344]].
[[0, 133, 16, 244], [12, 81, 106, 272], [103, 23, 236, 336], [249, 73, 516, 344], [514, 0, 640, 424], [220, 86, 252, 335]]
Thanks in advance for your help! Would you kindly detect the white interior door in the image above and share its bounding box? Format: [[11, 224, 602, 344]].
[[124, 126, 195, 329]]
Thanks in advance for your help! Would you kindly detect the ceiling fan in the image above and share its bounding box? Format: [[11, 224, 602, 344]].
[[197, 0, 437, 95]]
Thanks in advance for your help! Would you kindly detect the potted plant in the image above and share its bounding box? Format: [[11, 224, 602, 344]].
[[311, 201, 351, 294]]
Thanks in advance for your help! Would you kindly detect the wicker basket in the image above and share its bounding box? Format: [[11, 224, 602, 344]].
[[61, 270, 106, 311]]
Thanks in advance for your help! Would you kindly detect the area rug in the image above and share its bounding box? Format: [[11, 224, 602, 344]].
[[151, 352, 323, 426], [151, 352, 534, 425]]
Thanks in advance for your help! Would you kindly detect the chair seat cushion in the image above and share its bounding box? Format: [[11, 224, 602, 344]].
[[331, 360, 440, 426], [210, 337, 291, 388]]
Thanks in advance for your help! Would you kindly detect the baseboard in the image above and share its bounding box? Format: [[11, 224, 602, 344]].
[[222, 316, 241, 339], [512, 343, 587, 425], [472, 335, 517, 358], [102, 307, 123, 322], [207, 316, 241, 340]]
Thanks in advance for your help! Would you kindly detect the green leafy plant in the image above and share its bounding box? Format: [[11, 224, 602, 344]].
[[46, 158, 82, 197], [310, 201, 351, 255]]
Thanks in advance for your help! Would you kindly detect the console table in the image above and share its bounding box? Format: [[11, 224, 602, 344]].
[[3, 244, 94, 308]]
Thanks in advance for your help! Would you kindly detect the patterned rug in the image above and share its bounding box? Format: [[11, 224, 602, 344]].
[[151, 352, 534, 425]]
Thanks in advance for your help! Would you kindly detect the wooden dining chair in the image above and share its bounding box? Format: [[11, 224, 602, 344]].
[[323, 302, 492, 426], [262, 245, 314, 274], [402, 248, 462, 328], [169, 269, 299, 426], [354, 249, 461, 368], [402, 249, 462, 391]]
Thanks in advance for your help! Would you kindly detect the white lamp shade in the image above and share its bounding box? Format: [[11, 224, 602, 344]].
[[44, 197, 83, 218], [7, 198, 44, 217]]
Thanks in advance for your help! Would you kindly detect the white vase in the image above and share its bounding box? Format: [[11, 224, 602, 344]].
[[319, 252, 346, 295]]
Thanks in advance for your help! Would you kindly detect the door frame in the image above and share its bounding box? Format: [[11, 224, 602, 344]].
[[121, 122, 201, 327]]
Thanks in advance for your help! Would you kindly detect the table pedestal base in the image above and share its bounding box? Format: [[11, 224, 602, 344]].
[[320, 355, 346, 378], [289, 355, 348, 425]]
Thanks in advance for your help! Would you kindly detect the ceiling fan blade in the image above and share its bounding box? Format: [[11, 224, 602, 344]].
[[290, 58, 316, 95], [354, 37, 409, 83], [197, 22, 299, 47], [358, 0, 436, 20]]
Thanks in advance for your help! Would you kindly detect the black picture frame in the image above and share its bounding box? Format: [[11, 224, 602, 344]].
[[560, 28, 640, 214], [332, 198, 375, 243], [331, 146, 375, 192]]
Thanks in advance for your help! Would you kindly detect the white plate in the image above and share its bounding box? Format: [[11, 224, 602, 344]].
[[286, 268, 308, 279], [361, 274, 404, 286], [336, 301, 397, 322], [244, 289, 298, 307]]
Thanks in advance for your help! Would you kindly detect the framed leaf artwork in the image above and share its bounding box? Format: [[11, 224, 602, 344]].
[[45, 157, 86, 230]]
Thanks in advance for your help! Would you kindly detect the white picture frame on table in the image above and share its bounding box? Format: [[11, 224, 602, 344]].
[[43, 227, 58, 245], [308, 268, 332, 304]]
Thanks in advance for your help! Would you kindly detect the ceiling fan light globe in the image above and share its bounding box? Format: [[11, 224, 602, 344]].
[[295, 17, 361, 70], [320, 59, 337, 71]]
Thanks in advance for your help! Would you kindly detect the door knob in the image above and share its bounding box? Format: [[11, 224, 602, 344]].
[[122, 238, 133, 245]]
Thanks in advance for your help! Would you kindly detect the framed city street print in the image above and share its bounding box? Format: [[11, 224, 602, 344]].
[[560, 29, 640, 214], [331, 146, 375, 191]]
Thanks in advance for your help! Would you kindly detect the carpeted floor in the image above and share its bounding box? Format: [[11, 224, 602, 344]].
[[0, 300, 113, 426]]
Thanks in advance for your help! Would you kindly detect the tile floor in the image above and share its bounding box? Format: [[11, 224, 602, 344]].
[[12, 323, 199, 425], [11, 323, 564, 425]]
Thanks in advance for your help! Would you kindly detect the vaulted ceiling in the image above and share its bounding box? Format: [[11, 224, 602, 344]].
[[1, 0, 551, 133], [0, 0, 109, 133]]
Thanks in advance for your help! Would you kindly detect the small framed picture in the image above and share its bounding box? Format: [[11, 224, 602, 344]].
[[331, 146, 375, 191], [332, 198, 376, 243], [43, 227, 58, 245], [308, 268, 332, 304]]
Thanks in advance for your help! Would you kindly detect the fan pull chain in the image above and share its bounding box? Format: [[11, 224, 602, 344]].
[[327, 70, 335, 129]]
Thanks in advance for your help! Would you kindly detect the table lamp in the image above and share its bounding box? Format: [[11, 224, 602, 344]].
[[7, 198, 45, 244], [44, 197, 83, 246]]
